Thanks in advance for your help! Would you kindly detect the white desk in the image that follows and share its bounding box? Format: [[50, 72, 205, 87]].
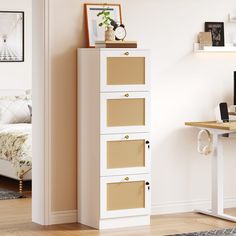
[[185, 121, 236, 222]]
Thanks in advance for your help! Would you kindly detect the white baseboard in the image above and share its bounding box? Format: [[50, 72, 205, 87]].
[[50, 210, 77, 225], [49, 198, 236, 225], [152, 197, 236, 215]]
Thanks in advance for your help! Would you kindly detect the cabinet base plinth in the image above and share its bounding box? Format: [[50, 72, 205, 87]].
[[99, 215, 150, 230]]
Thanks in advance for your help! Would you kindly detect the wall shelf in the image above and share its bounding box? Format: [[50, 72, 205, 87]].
[[194, 43, 236, 53]]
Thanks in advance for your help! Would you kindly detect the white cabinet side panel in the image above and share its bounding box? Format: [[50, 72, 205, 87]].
[[78, 49, 100, 228]]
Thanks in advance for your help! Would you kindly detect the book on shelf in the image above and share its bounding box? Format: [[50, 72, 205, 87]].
[[95, 40, 137, 48]]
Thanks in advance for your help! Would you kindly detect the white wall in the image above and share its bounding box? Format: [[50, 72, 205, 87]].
[[0, 0, 32, 90], [121, 0, 236, 213], [47, 0, 236, 216]]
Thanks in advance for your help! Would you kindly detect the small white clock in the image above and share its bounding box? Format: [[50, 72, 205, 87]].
[[114, 24, 127, 41]]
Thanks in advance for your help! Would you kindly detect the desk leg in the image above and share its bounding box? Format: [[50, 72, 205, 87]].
[[212, 133, 224, 215], [196, 133, 236, 222]]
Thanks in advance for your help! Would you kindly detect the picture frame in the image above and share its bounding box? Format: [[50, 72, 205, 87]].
[[0, 11, 24, 62], [205, 22, 224, 47], [84, 4, 122, 48]]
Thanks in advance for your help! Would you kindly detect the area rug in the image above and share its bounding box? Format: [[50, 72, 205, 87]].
[[0, 188, 24, 200], [168, 228, 236, 236]]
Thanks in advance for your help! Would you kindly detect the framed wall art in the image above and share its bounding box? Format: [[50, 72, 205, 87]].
[[205, 22, 224, 47], [0, 11, 24, 62], [84, 4, 122, 47]]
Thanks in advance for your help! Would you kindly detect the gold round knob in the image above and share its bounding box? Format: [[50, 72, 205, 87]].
[[124, 93, 129, 97], [124, 52, 129, 56], [124, 135, 129, 139], [124, 177, 129, 181]]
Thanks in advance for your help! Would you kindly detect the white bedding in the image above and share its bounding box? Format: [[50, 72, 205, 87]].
[[0, 123, 32, 178]]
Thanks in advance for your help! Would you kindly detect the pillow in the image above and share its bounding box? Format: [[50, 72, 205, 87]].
[[0, 95, 32, 124]]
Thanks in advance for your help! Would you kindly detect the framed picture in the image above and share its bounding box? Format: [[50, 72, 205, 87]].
[[0, 11, 24, 62], [84, 4, 122, 47], [205, 22, 224, 47]]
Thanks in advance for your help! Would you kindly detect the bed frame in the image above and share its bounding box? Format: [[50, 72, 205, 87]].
[[0, 89, 32, 193], [0, 159, 32, 193]]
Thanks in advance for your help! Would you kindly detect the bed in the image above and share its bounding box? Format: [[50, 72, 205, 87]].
[[0, 91, 32, 192]]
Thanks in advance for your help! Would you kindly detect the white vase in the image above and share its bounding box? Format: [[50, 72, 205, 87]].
[[105, 26, 115, 41]]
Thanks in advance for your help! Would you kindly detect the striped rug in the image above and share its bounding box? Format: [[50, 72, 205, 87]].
[[168, 228, 236, 236]]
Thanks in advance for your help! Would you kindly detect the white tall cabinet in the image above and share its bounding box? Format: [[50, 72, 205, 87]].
[[78, 48, 151, 229]]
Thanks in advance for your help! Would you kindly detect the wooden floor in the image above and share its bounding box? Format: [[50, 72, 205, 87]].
[[0, 177, 236, 235], [1, 196, 236, 236]]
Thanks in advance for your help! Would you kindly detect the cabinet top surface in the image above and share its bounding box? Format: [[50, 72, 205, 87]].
[[185, 121, 236, 131], [78, 48, 149, 51]]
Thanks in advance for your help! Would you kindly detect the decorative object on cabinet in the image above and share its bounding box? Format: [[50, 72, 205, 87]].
[[205, 22, 225, 46], [97, 7, 115, 28], [84, 4, 122, 47], [97, 7, 115, 41], [198, 32, 212, 49], [114, 24, 127, 41], [0, 11, 24, 62], [95, 40, 137, 48], [105, 26, 115, 41], [78, 48, 151, 229]]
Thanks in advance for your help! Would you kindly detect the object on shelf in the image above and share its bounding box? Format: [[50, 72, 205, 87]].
[[229, 106, 236, 113], [205, 22, 225, 46], [229, 13, 236, 22], [198, 32, 212, 49], [95, 40, 137, 48]]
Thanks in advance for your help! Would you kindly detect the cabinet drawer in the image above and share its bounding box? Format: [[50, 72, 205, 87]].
[[100, 50, 150, 92], [100, 92, 150, 134], [100, 174, 151, 219], [101, 133, 151, 176]]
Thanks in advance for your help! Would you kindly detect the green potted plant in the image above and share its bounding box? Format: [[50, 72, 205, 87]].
[[97, 8, 116, 41]]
